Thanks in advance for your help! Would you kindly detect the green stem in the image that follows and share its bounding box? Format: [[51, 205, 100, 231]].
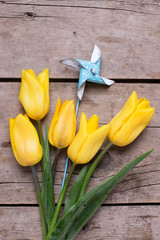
[[52, 148, 61, 182], [78, 142, 113, 199], [49, 163, 76, 230], [37, 120, 45, 168], [31, 165, 47, 240]]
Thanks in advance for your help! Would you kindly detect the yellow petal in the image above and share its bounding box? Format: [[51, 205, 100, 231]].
[[108, 91, 137, 142], [10, 114, 42, 166], [27, 69, 37, 79], [87, 114, 99, 134], [76, 124, 110, 164], [37, 68, 49, 87], [112, 107, 155, 146], [67, 112, 88, 162], [19, 70, 45, 120], [10, 118, 18, 161], [51, 100, 76, 148], [137, 98, 150, 110], [48, 98, 62, 146], [37, 69, 50, 118]]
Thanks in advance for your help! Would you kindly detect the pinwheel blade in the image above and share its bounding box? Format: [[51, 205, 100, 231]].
[[60, 59, 82, 69], [90, 44, 101, 63], [101, 77, 115, 86]]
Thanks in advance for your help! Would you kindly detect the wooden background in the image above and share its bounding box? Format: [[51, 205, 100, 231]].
[[0, 0, 160, 239]]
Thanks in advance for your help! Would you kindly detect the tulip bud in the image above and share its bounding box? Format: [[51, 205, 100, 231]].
[[67, 112, 110, 164], [108, 91, 155, 146], [19, 69, 49, 120], [10, 114, 43, 166], [48, 98, 76, 149]]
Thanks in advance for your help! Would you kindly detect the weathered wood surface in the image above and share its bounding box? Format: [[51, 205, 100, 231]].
[[1, 1, 160, 239], [0, 0, 160, 78], [0, 206, 160, 240], [0, 82, 159, 205]]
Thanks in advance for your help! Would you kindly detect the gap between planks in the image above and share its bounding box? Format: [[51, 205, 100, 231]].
[[0, 78, 160, 83]]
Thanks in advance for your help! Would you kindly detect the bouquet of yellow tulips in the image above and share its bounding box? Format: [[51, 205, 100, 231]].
[[10, 69, 155, 240]]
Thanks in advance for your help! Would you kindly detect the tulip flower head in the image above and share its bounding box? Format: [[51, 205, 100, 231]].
[[19, 69, 49, 120], [48, 98, 76, 149], [67, 112, 110, 164], [10, 114, 43, 166], [108, 91, 155, 146]]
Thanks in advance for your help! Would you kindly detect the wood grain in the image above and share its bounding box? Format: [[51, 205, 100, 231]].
[[0, 206, 160, 240], [0, 1, 160, 239], [0, 1, 160, 78], [0, 82, 159, 205]]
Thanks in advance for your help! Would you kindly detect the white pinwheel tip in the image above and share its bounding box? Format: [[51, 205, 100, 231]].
[[60, 59, 81, 69], [101, 77, 115, 86], [91, 44, 101, 63]]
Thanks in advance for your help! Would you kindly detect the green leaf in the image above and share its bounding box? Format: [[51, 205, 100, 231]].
[[65, 149, 154, 240], [64, 164, 88, 214], [46, 149, 153, 240], [31, 165, 47, 240], [49, 163, 76, 231], [41, 124, 55, 229]]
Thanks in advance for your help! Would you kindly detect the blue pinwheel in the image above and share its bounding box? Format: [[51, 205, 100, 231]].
[[61, 44, 115, 100]]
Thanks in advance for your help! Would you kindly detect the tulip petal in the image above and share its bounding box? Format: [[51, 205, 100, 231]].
[[67, 113, 88, 162], [37, 69, 49, 115], [113, 107, 155, 146], [76, 124, 110, 164], [137, 98, 150, 110], [19, 70, 45, 120], [37, 68, 49, 87], [108, 91, 137, 141], [10, 118, 18, 161], [27, 69, 37, 79], [87, 114, 99, 134], [10, 114, 42, 166], [52, 100, 76, 148], [48, 98, 62, 146]]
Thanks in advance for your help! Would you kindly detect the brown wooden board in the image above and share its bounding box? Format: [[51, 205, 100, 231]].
[[0, 1, 160, 78], [0, 1, 160, 239], [0, 206, 160, 240]]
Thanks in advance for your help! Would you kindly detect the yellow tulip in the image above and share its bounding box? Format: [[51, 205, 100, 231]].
[[19, 69, 49, 120], [48, 98, 76, 149], [108, 91, 155, 146], [67, 112, 110, 164], [10, 114, 43, 166]]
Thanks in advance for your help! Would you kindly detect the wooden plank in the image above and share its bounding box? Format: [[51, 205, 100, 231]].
[[2, 0, 160, 10], [1, 138, 160, 205], [0, 82, 159, 204], [1, 127, 160, 204], [0, 205, 160, 240], [0, 82, 158, 127], [2, 0, 160, 15], [0, 1, 160, 78]]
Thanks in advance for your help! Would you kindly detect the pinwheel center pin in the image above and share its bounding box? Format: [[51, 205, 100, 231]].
[[91, 68, 97, 74]]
